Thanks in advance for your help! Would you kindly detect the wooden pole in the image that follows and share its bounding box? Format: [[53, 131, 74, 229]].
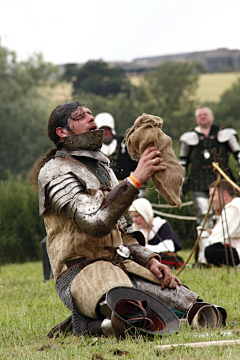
[[154, 339, 240, 352]]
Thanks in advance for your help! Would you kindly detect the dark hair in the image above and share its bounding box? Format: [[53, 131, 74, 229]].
[[29, 100, 85, 189], [209, 179, 237, 197], [48, 101, 84, 146]]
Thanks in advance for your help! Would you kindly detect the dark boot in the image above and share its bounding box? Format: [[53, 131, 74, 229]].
[[47, 316, 73, 338]]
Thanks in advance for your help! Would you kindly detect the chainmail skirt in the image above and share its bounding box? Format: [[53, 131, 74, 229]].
[[55, 265, 90, 336]]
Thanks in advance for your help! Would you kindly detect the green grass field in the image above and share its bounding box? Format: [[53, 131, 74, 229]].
[[1, 254, 240, 359]]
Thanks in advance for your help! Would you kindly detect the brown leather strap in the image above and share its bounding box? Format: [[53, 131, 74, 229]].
[[65, 256, 128, 275], [66, 257, 87, 269]]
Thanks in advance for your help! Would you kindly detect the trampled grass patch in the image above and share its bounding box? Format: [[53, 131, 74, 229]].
[[1, 254, 240, 359]]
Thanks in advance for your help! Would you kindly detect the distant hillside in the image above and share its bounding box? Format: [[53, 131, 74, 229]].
[[129, 72, 240, 103], [38, 82, 73, 104], [39, 72, 240, 105], [195, 72, 240, 102]]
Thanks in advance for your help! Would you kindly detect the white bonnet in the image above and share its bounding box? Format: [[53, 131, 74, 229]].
[[129, 198, 154, 223]]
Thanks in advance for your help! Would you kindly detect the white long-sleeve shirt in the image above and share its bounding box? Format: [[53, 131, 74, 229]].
[[208, 197, 240, 257]]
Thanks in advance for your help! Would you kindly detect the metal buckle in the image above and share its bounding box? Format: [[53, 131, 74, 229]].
[[116, 245, 130, 259]]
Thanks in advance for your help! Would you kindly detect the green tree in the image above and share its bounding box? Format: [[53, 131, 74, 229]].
[[0, 93, 52, 179], [0, 41, 58, 179], [142, 62, 200, 139], [21, 52, 60, 85], [62, 60, 133, 97], [145, 61, 200, 114], [0, 42, 33, 102], [0, 174, 46, 264], [214, 78, 240, 131], [62, 63, 78, 82]]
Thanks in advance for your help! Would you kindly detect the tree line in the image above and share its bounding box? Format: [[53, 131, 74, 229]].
[[1, 40, 240, 263]]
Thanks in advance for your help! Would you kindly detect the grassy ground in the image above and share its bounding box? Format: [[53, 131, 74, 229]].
[[1, 252, 240, 359]]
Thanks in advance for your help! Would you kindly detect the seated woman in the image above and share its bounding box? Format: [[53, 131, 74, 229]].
[[129, 198, 183, 268]]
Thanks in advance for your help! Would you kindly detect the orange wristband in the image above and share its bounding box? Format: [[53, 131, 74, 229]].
[[128, 175, 142, 189]]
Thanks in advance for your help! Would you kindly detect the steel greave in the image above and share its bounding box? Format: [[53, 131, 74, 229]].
[[133, 275, 199, 313]]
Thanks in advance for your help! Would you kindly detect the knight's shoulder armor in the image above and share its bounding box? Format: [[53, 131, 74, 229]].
[[38, 155, 101, 215], [180, 130, 199, 146], [217, 128, 238, 143]]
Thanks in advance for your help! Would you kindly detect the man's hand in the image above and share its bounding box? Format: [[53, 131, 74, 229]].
[[131, 147, 167, 184], [148, 257, 181, 289]]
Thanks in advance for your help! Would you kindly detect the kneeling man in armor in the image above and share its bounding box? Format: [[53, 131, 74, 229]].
[[31, 101, 226, 338]]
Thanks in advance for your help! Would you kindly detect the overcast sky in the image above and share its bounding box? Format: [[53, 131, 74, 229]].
[[1, 0, 239, 65]]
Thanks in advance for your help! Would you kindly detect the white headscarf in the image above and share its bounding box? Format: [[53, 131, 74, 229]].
[[129, 198, 153, 240], [129, 198, 166, 243], [129, 198, 154, 224]]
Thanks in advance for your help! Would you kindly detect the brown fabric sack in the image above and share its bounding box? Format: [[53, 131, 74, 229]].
[[124, 114, 185, 208]]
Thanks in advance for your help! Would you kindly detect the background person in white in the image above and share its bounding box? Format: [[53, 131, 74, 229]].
[[205, 180, 240, 266], [129, 198, 182, 254], [94, 112, 137, 181]]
